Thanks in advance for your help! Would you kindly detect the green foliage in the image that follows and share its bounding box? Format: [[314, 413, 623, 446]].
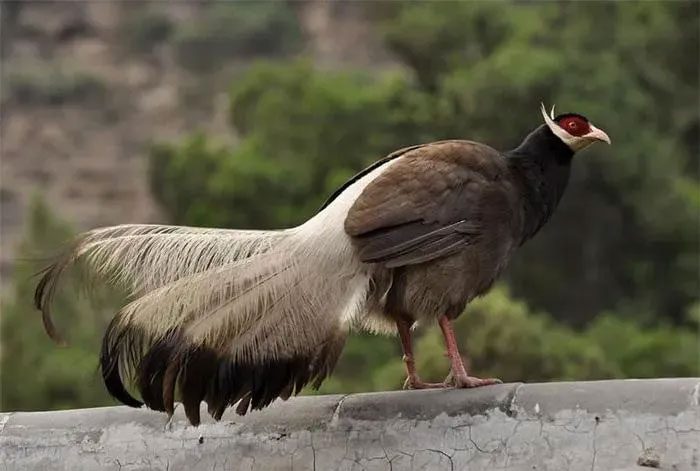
[[585, 314, 699, 379], [153, 2, 700, 322], [150, 134, 234, 227], [418, 287, 614, 384], [173, 2, 302, 73], [384, 1, 510, 90], [0, 198, 120, 411], [3, 66, 106, 106], [151, 61, 437, 229], [383, 0, 700, 325], [315, 333, 399, 395], [412, 287, 699, 386], [319, 287, 699, 394]]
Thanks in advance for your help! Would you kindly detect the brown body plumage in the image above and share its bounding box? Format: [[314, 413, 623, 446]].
[[346, 141, 520, 323], [35, 105, 610, 424]]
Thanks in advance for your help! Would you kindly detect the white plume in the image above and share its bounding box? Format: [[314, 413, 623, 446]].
[[37, 158, 399, 363]]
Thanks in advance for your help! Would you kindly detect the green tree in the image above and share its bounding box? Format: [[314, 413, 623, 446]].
[[150, 61, 437, 229], [0, 198, 120, 411]]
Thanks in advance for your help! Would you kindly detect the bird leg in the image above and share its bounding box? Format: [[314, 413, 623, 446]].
[[396, 319, 447, 390], [437, 315, 502, 388]]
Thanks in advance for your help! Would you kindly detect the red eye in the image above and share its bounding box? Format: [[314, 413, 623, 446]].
[[557, 116, 590, 137]]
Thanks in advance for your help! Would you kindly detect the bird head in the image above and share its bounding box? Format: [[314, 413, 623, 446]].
[[541, 103, 611, 152]]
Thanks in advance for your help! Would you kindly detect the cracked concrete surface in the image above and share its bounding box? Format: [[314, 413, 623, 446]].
[[1, 379, 699, 471]]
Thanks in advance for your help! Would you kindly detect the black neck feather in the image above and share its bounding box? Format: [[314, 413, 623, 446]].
[[506, 124, 574, 244]]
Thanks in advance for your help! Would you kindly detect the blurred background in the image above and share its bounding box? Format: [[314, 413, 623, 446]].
[[1, 0, 698, 412]]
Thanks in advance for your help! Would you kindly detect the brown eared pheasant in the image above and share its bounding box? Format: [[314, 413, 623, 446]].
[[35, 104, 610, 425]]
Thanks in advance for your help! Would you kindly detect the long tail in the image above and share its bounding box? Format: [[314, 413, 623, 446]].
[[35, 156, 400, 424], [35, 225, 285, 344], [35, 222, 371, 424]]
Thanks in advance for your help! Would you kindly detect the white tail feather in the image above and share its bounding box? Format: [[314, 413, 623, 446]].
[[77, 225, 287, 294], [39, 157, 399, 364]]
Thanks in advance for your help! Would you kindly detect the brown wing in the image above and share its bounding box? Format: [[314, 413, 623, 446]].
[[319, 143, 428, 211], [344, 140, 511, 268]]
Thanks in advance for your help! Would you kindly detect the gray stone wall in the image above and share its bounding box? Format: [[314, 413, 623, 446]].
[[2, 379, 699, 470]]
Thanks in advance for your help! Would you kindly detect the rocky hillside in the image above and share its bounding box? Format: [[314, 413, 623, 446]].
[[0, 1, 394, 284]]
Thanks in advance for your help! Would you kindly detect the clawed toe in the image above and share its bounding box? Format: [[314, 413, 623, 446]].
[[451, 375, 502, 388]]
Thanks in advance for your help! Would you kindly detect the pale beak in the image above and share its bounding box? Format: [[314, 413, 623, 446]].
[[584, 124, 611, 145]]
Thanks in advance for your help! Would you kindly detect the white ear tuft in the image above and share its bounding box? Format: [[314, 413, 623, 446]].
[[541, 102, 576, 147], [541, 102, 556, 128], [550, 105, 556, 120]]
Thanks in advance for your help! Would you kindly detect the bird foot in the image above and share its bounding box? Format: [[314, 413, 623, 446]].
[[446, 373, 502, 388], [403, 377, 449, 390]]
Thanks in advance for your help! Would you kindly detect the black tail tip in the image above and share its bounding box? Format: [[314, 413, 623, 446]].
[[35, 264, 67, 345], [41, 309, 67, 346]]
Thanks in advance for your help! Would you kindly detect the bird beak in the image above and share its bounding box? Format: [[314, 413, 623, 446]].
[[584, 124, 611, 145]]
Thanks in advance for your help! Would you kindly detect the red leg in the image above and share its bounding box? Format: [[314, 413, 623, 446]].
[[396, 319, 447, 390], [438, 315, 502, 388]]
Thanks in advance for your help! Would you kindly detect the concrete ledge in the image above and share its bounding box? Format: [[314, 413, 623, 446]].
[[1, 379, 699, 470]]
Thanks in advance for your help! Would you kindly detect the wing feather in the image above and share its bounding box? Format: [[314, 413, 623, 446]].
[[345, 140, 509, 267]]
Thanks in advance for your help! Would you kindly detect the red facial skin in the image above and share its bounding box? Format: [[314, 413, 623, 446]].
[[556, 116, 591, 137]]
